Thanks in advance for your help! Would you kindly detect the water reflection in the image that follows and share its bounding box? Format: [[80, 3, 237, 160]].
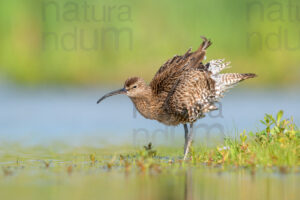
[[0, 157, 298, 200], [185, 169, 193, 200], [180, 168, 298, 200]]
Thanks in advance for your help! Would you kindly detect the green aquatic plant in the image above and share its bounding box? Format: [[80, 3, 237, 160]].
[[142, 142, 157, 158], [256, 110, 298, 143]]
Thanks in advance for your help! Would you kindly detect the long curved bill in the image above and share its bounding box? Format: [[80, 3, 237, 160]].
[[97, 88, 127, 104]]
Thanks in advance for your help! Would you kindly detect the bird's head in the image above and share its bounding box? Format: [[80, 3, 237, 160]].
[[97, 77, 148, 104]]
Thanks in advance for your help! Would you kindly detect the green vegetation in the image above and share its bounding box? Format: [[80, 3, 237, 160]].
[[0, 111, 299, 199], [0, 0, 299, 85]]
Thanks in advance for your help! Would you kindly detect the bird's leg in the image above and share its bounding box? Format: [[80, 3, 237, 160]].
[[183, 124, 189, 155], [183, 123, 194, 160]]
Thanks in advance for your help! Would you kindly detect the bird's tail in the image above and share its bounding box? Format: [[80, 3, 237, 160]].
[[207, 59, 257, 98], [218, 73, 257, 86], [213, 73, 257, 98]]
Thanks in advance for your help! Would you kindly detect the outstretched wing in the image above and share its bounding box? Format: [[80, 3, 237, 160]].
[[150, 36, 212, 95], [164, 60, 256, 124]]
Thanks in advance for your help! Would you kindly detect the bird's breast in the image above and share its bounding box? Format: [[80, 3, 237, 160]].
[[130, 97, 184, 126], [130, 97, 159, 120]]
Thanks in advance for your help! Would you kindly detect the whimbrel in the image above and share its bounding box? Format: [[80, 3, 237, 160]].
[[97, 36, 256, 160]]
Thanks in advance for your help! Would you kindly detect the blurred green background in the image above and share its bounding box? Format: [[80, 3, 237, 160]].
[[0, 0, 299, 86]]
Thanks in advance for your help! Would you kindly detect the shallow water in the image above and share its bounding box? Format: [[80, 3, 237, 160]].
[[0, 165, 298, 200], [0, 84, 299, 146]]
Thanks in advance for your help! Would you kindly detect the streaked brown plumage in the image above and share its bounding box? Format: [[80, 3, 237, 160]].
[[97, 36, 257, 160]]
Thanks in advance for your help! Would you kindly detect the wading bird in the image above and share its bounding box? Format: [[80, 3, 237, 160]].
[[97, 37, 256, 160]]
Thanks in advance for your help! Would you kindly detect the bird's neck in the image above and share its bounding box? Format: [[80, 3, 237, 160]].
[[130, 88, 160, 120]]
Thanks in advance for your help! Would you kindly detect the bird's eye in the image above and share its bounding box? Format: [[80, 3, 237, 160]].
[[133, 85, 137, 89]]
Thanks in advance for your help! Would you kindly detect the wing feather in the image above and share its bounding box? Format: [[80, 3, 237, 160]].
[[165, 69, 216, 123], [150, 36, 212, 95]]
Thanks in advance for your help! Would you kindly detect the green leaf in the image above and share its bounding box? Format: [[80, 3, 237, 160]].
[[260, 120, 266, 125], [273, 126, 279, 134], [265, 116, 269, 124], [266, 114, 276, 124], [276, 110, 283, 125]]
